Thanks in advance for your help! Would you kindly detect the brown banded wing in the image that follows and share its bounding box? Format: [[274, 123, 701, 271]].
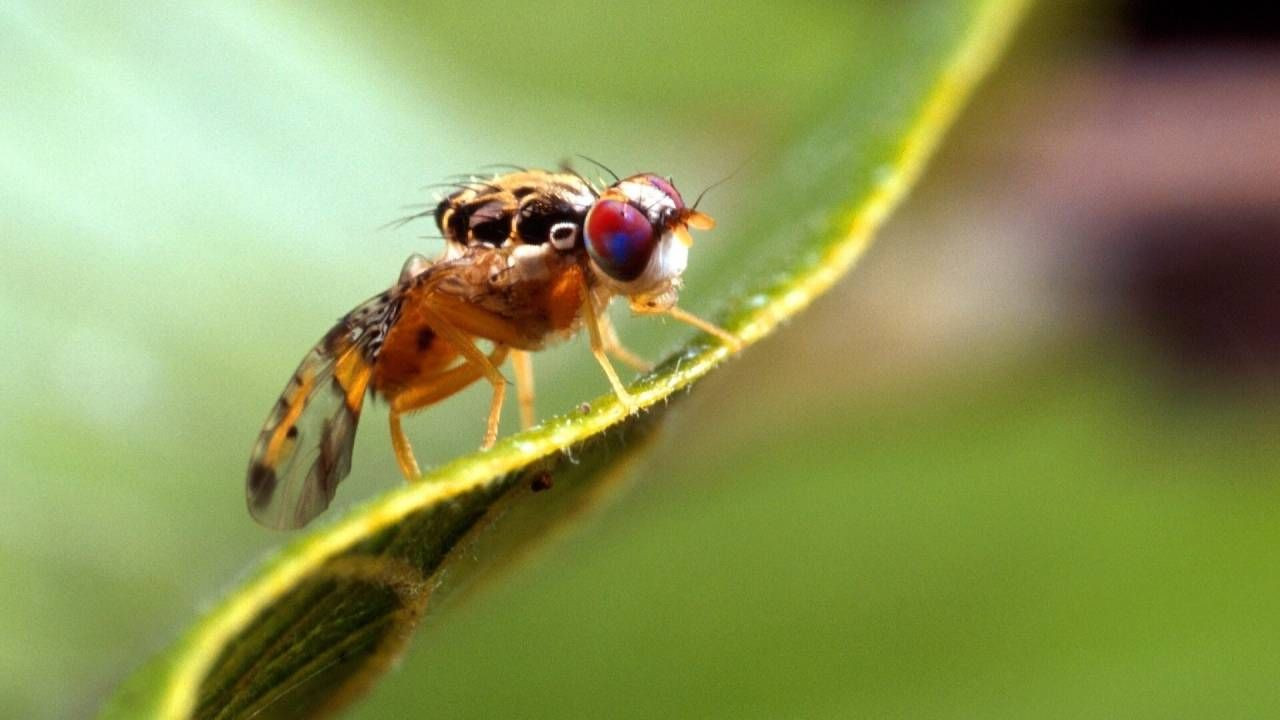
[[245, 291, 398, 529]]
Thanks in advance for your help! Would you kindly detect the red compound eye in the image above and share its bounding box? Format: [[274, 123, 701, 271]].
[[585, 199, 657, 282]]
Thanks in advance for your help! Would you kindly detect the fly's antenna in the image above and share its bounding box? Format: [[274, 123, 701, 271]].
[[691, 153, 755, 211], [691, 169, 735, 211], [576, 154, 621, 184]]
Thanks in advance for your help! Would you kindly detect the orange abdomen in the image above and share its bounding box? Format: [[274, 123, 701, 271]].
[[372, 308, 460, 397]]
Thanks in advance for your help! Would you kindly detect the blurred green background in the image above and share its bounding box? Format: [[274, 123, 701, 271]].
[[5, 2, 1280, 718]]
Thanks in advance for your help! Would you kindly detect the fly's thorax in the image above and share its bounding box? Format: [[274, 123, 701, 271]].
[[433, 171, 595, 250], [418, 243, 583, 334], [503, 241, 586, 288]]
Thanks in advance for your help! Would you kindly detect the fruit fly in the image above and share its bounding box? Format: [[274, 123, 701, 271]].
[[246, 168, 741, 529]]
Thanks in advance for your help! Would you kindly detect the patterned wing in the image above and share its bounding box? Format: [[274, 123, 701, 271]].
[[246, 291, 400, 529]]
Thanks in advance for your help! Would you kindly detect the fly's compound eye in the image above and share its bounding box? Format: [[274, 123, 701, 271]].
[[549, 221, 579, 251], [585, 199, 657, 282]]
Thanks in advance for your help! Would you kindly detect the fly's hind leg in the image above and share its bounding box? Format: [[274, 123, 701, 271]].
[[511, 350, 536, 430], [417, 303, 510, 450], [388, 344, 510, 482]]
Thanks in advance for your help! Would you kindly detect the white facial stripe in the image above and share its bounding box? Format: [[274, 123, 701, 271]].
[[617, 180, 676, 221]]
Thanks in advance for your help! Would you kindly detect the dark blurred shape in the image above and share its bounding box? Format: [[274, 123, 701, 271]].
[[1121, 1, 1280, 46], [1113, 206, 1280, 384], [997, 4, 1280, 392], [1105, 2, 1280, 383]]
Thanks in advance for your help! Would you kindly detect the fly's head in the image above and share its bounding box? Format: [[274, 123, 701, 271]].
[[583, 173, 715, 312]]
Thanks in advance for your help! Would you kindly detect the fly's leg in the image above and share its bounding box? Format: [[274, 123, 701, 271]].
[[582, 291, 640, 413], [388, 411, 420, 482], [511, 349, 536, 430], [388, 344, 509, 482], [598, 310, 652, 372], [638, 302, 744, 353], [418, 302, 510, 449]]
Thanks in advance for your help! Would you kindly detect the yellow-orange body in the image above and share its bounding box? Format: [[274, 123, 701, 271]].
[[246, 168, 736, 530]]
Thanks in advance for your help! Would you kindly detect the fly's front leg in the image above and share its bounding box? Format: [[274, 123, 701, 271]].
[[634, 301, 743, 353], [598, 310, 652, 373], [582, 291, 640, 413]]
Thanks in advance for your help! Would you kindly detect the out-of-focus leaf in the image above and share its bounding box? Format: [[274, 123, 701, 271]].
[[101, 1, 1028, 717]]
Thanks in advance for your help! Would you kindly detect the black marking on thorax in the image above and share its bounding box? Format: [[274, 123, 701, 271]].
[[434, 173, 594, 248]]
